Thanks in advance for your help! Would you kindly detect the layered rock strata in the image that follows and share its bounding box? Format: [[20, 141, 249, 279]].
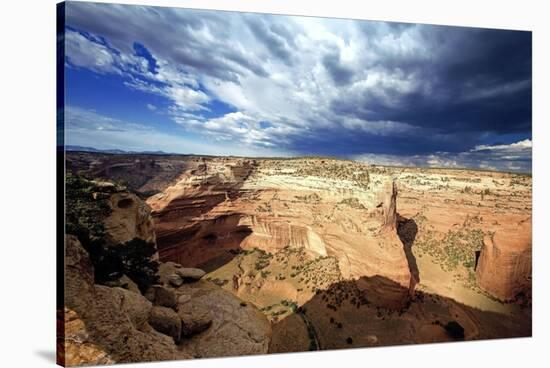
[[476, 220, 532, 301]]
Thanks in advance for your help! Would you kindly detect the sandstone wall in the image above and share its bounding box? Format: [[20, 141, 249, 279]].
[[476, 221, 532, 301]]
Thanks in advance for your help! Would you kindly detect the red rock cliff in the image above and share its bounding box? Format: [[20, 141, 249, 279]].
[[476, 220, 532, 301]]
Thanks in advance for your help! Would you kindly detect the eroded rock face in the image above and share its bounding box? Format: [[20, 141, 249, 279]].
[[62, 235, 272, 365], [476, 221, 532, 301], [145, 285, 177, 309], [103, 191, 157, 251], [63, 235, 189, 366], [147, 159, 413, 310], [178, 304, 213, 338], [380, 180, 398, 232], [63, 307, 115, 366], [175, 281, 272, 358], [149, 306, 182, 342]]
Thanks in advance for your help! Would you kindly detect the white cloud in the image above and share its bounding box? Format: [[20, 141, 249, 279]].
[[65, 106, 291, 157], [354, 139, 532, 173], [64, 6, 439, 150], [65, 30, 119, 74], [473, 139, 532, 152]]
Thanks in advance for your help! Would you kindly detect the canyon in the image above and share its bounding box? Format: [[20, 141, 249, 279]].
[[64, 151, 532, 361]]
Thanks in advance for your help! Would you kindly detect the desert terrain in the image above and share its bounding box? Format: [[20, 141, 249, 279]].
[[65, 151, 531, 359]]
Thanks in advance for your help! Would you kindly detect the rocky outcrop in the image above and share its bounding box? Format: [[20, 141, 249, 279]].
[[62, 233, 272, 365], [354, 179, 414, 309], [144, 285, 177, 309], [476, 221, 532, 301], [62, 307, 114, 366], [380, 180, 398, 232], [175, 281, 272, 358], [149, 306, 182, 342], [63, 235, 189, 366], [102, 190, 157, 251], [178, 304, 213, 337], [147, 160, 413, 310]]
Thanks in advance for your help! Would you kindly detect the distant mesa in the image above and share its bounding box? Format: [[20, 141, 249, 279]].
[[65, 145, 173, 155]]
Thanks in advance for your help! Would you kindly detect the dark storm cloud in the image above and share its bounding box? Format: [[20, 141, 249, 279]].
[[332, 25, 532, 137], [64, 2, 532, 171], [65, 2, 270, 82]]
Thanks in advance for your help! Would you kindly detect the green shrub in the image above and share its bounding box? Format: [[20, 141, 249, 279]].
[[93, 238, 159, 292]]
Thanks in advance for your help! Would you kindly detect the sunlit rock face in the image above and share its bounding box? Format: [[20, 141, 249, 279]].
[[62, 223, 271, 366], [147, 158, 413, 309], [476, 221, 532, 301], [103, 191, 157, 248]]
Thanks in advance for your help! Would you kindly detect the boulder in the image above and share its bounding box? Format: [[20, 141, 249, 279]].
[[104, 274, 141, 294], [176, 268, 206, 282], [178, 305, 213, 338], [145, 285, 177, 309], [168, 274, 184, 287], [63, 235, 190, 365], [176, 284, 271, 358], [113, 287, 152, 328], [149, 306, 182, 343], [158, 262, 205, 284]]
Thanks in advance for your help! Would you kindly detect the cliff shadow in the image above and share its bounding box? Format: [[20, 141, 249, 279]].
[[268, 274, 532, 354], [397, 214, 420, 284], [153, 160, 259, 272], [66, 151, 191, 196]]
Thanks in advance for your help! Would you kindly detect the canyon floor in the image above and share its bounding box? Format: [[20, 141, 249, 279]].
[[67, 152, 532, 354]]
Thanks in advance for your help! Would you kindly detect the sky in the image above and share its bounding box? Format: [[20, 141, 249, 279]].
[[62, 2, 532, 172]]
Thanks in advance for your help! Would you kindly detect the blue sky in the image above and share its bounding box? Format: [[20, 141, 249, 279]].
[[62, 2, 532, 172]]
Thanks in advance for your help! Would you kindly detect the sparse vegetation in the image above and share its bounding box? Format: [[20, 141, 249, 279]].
[[254, 248, 273, 270], [414, 217, 485, 273]]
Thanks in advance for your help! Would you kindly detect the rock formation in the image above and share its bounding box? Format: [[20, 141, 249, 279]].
[[476, 220, 532, 301], [146, 159, 413, 310], [380, 180, 398, 232], [61, 175, 272, 366], [62, 235, 188, 366], [102, 189, 157, 254]]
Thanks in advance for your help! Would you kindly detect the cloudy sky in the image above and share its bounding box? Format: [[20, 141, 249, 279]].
[[62, 2, 532, 172]]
